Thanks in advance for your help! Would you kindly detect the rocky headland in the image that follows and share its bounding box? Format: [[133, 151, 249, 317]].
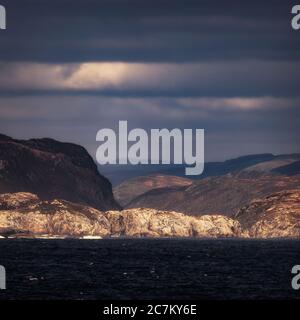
[[235, 189, 300, 238], [0, 134, 120, 211]]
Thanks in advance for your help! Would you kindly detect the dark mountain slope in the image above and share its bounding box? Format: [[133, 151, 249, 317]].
[[114, 174, 192, 206], [0, 134, 120, 211], [127, 173, 300, 217]]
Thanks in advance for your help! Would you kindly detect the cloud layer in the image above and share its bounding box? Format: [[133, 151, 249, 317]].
[[0, 0, 298, 63], [0, 61, 299, 97], [0, 95, 299, 161], [0, 0, 299, 162]]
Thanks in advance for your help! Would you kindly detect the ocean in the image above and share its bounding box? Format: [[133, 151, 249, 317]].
[[0, 238, 299, 300]]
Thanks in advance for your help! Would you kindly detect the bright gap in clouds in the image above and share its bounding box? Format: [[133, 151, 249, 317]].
[[0, 61, 299, 99]]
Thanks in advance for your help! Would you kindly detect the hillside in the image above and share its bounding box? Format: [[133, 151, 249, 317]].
[[127, 173, 300, 217], [0, 134, 120, 211]]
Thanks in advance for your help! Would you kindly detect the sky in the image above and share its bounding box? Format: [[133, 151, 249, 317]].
[[0, 0, 299, 161]]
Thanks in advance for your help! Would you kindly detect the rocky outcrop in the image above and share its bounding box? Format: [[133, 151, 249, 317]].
[[0, 192, 242, 238], [114, 174, 192, 206], [106, 209, 242, 238], [127, 174, 300, 217], [235, 189, 300, 238], [0, 134, 120, 211], [0, 192, 111, 237], [0, 192, 39, 210]]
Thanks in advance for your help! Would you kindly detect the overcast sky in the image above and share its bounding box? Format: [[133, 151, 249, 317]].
[[0, 0, 299, 161]]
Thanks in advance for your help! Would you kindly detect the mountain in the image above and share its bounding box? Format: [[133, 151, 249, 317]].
[[102, 153, 300, 186], [272, 160, 300, 176], [242, 157, 300, 174], [235, 189, 300, 238], [126, 173, 300, 217], [113, 174, 192, 206], [0, 134, 120, 211], [0, 192, 242, 238]]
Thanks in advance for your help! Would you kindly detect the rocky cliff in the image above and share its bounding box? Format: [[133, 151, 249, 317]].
[[105, 209, 242, 238], [0, 192, 111, 237], [235, 189, 300, 238], [0, 134, 120, 211], [0, 192, 242, 238]]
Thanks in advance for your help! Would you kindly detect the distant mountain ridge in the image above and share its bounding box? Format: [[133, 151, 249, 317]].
[[103, 153, 300, 186], [112, 153, 300, 211], [272, 160, 300, 176]]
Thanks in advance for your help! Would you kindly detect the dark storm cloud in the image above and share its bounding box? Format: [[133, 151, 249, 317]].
[[0, 0, 298, 63], [0, 0, 298, 98]]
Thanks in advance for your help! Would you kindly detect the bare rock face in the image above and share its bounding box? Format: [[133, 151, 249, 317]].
[[235, 189, 300, 238], [0, 134, 120, 211], [114, 175, 192, 206], [0, 192, 111, 237], [0, 192, 241, 238], [99, 208, 241, 238], [0, 192, 39, 210]]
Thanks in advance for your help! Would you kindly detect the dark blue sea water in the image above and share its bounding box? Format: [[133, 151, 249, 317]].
[[0, 238, 299, 300]]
